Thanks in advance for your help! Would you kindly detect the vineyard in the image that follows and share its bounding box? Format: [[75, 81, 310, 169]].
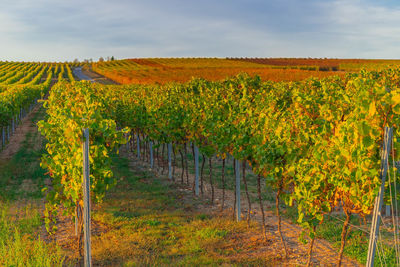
[[90, 58, 400, 85], [87, 69, 400, 265], [0, 62, 77, 148], [1, 60, 400, 266], [91, 58, 343, 84], [0, 61, 77, 266], [230, 58, 400, 72]]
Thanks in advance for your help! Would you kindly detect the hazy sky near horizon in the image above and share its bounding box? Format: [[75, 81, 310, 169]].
[[1, 0, 400, 61]]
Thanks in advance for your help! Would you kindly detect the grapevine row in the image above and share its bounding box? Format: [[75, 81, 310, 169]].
[[102, 70, 400, 263], [39, 69, 400, 264]]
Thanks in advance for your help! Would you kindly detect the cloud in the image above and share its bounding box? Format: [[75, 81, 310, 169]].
[[317, 0, 400, 58], [0, 0, 400, 61]]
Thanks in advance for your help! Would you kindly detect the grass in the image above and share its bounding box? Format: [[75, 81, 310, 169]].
[[1, 104, 394, 265], [0, 105, 65, 266], [0, 204, 65, 266], [312, 214, 397, 266], [0, 108, 47, 201], [150, 142, 397, 265], [80, 154, 279, 266]]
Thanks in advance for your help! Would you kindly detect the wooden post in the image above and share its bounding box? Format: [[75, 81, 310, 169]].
[[136, 134, 140, 159], [126, 133, 130, 151], [194, 145, 199, 196], [75, 212, 78, 236], [75, 207, 80, 236], [366, 127, 393, 266], [2, 127, 4, 148], [168, 143, 172, 180], [235, 159, 241, 222], [82, 129, 92, 267], [150, 141, 154, 169]]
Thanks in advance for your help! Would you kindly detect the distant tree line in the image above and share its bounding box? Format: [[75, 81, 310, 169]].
[[73, 56, 115, 64]]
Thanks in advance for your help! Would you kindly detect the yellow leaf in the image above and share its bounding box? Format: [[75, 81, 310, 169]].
[[369, 101, 376, 117], [393, 94, 400, 105]]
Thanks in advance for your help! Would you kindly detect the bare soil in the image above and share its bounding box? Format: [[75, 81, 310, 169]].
[[0, 105, 41, 161]]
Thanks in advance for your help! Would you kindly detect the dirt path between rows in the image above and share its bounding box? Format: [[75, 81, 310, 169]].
[[123, 147, 362, 267], [0, 104, 42, 161]]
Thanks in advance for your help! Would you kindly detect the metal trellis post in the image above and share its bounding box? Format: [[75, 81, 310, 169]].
[[366, 127, 393, 266], [235, 159, 241, 222], [194, 145, 199, 196], [82, 129, 92, 267], [168, 143, 172, 180]]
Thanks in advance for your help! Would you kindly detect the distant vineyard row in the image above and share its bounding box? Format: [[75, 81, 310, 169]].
[[90, 58, 400, 85], [91, 58, 343, 84], [0, 62, 75, 127], [228, 57, 400, 72]]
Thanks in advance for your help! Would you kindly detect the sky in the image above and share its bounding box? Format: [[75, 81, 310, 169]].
[[1, 0, 400, 62]]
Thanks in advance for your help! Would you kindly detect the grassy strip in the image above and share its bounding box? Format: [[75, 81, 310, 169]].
[[81, 154, 280, 266], [0, 106, 65, 266], [160, 147, 395, 265], [0, 107, 47, 200], [0, 204, 65, 266]]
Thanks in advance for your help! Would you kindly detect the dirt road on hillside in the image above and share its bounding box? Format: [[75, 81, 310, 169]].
[[73, 66, 118, 85]]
